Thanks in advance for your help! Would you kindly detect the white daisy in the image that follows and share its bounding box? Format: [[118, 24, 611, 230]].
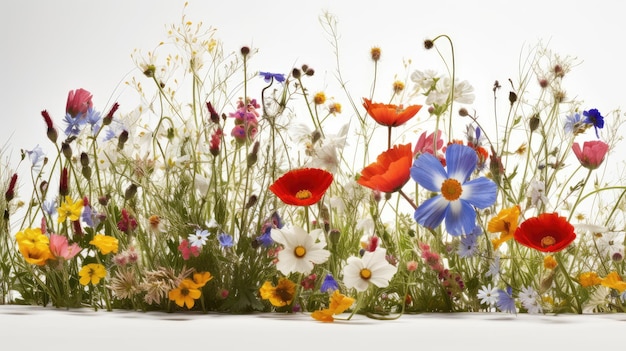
[[519, 286, 543, 314], [270, 224, 330, 275], [188, 229, 210, 248], [342, 248, 398, 292], [477, 284, 499, 307]]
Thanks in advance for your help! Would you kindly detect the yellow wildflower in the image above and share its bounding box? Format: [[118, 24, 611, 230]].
[[601, 271, 626, 293], [259, 277, 295, 307], [168, 278, 202, 309], [79, 263, 107, 285], [57, 196, 84, 223], [90, 234, 119, 255]]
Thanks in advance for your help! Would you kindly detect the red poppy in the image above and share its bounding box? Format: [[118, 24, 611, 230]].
[[513, 212, 576, 252], [269, 168, 333, 206], [363, 98, 422, 127], [357, 143, 413, 193]]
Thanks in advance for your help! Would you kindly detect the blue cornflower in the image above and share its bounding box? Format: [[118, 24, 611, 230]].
[[25, 144, 45, 172], [81, 205, 94, 227], [320, 274, 339, 293], [582, 108, 605, 138], [84, 108, 102, 134], [42, 198, 57, 216], [63, 113, 87, 136], [496, 286, 516, 314], [563, 112, 584, 135], [410, 143, 497, 236], [256, 231, 274, 247], [218, 232, 234, 248], [259, 71, 286, 83], [457, 225, 481, 257]]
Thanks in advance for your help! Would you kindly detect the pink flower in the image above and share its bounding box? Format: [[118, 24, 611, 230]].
[[49, 234, 82, 260], [413, 130, 443, 157], [572, 140, 609, 170], [66, 88, 93, 117], [178, 239, 200, 260]]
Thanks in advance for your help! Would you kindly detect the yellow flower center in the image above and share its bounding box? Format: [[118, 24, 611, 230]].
[[541, 235, 556, 248], [441, 178, 462, 201], [296, 189, 312, 200], [360, 268, 372, 280], [294, 246, 306, 258]]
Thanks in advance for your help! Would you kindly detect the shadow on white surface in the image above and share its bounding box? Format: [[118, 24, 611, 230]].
[[1, 305, 624, 350]]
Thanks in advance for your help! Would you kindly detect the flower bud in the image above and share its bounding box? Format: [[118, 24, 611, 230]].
[[292, 68, 301, 79], [240, 46, 250, 56], [244, 194, 257, 209], [508, 91, 517, 105], [5, 173, 18, 202], [423, 39, 434, 49], [80, 152, 90, 167], [59, 167, 69, 196], [103, 102, 119, 126], [370, 47, 381, 62], [61, 142, 72, 160], [81, 165, 92, 180], [117, 130, 129, 150], [124, 183, 138, 200], [528, 114, 540, 132], [246, 141, 260, 167]]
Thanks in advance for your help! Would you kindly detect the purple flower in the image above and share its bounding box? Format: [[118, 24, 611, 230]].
[[259, 71, 286, 83], [583, 108, 604, 138], [497, 286, 516, 314], [410, 143, 497, 236], [320, 274, 339, 292], [218, 232, 234, 248]]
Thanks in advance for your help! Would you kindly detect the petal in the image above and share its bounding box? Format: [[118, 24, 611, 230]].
[[445, 144, 477, 182], [411, 153, 447, 192], [414, 195, 448, 229], [460, 177, 497, 209], [444, 200, 477, 236]]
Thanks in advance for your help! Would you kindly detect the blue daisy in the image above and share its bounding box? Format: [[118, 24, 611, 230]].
[[582, 108, 604, 138], [410, 143, 496, 236]]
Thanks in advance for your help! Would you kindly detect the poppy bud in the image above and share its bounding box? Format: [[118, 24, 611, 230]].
[[240, 46, 250, 56], [529, 114, 540, 132], [117, 130, 129, 150], [124, 183, 137, 200], [80, 152, 90, 167], [61, 142, 72, 160], [41, 110, 58, 144], [292, 68, 301, 79], [423, 39, 434, 49], [509, 91, 517, 105], [244, 194, 257, 209], [82, 166, 92, 180]]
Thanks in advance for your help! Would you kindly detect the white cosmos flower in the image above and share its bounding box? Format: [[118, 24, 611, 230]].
[[271, 224, 330, 275], [342, 248, 398, 292]]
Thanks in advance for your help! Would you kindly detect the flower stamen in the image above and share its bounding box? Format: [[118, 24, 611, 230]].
[[294, 246, 306, 258], [296, 189, 312, 200], [441, 178, 463, 201], [541, 235, 556, 248], [360, 268, 372, 280]]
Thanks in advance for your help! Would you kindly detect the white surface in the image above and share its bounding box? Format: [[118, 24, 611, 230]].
[[1, 305, 624, 350]]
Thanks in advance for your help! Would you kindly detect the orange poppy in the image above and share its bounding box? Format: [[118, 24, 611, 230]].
[[269, 168, 333, 206], [357, 143, 413, 193], [513, 212, 576, 252], [363, 98, 422, 127]]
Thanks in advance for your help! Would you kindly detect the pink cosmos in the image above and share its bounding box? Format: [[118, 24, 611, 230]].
[[66, 88, 93, 117], [413, 130, 443, 157], [49, 234, 82, 260], [178, 239, 200, 260], [572, 140, 609, 170]]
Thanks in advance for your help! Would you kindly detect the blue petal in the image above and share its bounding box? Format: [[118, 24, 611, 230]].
[[444, 199, 476, 236], [414, 195, 448, 229], [411, 153, 447, 192], [460, 177, 497, 208], [445, 144, 477, 182]]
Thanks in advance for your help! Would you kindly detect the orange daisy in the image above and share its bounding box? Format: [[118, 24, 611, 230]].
[[269, 168, 333, 206], [362, 98, 422, 127], [358, 143, 413, 193]]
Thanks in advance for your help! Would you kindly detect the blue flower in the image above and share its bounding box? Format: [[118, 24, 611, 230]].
[[218, 232, 234, 248], [563, 112, 583, 135], [259, 71, 286, 83], [457, 225, 481, 257], [63, 113, 87, 136], [582, 108, 604, 138], [320, 274, 339, 292], [496, 286, 516, 314], [410, 143, 497, 236]]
